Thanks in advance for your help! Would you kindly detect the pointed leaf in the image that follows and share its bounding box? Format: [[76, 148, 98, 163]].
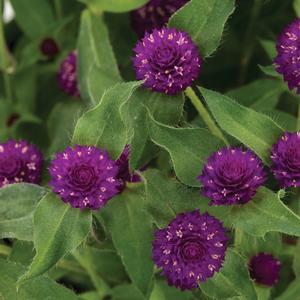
[[169, 0, 235, 57], [18, 192, 92, 284], [201, 87, 283, 165]]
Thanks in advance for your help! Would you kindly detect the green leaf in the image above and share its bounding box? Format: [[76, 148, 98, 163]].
[[260, 39, 277, 61], [293, 239, 300, 277], [201, 87, 283, 165], [260, 110, 296, 132], [122, 89, 184, 170], [18, 192, 92, 284], [147, 112, 224, 187], [111, 284, 144, 300], [72, 81, 141, 159], [294, 0, 300, 17], [200, 249, 257, 300], [10, 0, 55, 39], [47, 100, 83, 155], [274, 279, 300, 300], [77, 10, 121, 105], [0, 258, 81, 300], [99, 187, 154, 297], [169, 0, 235, 57], [80, 0, 148, 13], [259, 65, 281, 78], [0, 183, 47, 241], [230, 187, 300, 237], [227, 78, 284, 109]]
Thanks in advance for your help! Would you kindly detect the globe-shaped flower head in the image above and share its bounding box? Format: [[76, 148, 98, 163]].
[[152, 210, 228, 290], [249, 253, 280, 286], [275, 19, 300, 93], [0, 140, 43, 187], [49, 145, 122, 210], [133, 28, 201, 95], [271, 132, 300, 187], [131, 0, 190, 37], [40, 38, 59, 58], [198, 147, 266, 206], [58, 51, 80, 97]]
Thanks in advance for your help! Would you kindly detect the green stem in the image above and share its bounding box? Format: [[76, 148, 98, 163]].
[[54, 0, 63, 20], [0, 0, 13, 103], [0, 243, 11, 256], [234, 227, 243, 249], [238, 0, 263, 85], [185, 87, 229, 145]]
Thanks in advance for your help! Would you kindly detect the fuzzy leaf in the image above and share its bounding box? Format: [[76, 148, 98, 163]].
[[230, 187, 300, 237], [201, 87, 283, 165], [200, 249, 257, 300], [80, 0, 148, 13], [169, 0, 235, 57], [72, 81, 141, 159], [99, 187, 154, 297], [0, 183, 47, 241], [147, 112, 224, 187], [78, 10, 121, 105], [18, 192, 92, 284], [10, 0, 55, 38], [0, 258, 81, 300]]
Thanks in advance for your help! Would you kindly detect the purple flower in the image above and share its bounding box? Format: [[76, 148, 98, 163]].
[[49, 145, 121, 210], [133, 28, 201, 95], [131, 0, 190, 37], [40, 38, 59, 58], [152, 210, 228, 290], [274, 19, 300, 93], [116, 145, 141, 184], [271, 132, 300, 188], [249, 253, 280, 286], [0, 140, 43, 187], [198, 147, 266, 206], [58, 51, 80, 97]]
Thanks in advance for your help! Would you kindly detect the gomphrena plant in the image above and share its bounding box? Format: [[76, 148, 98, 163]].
[[1, 0, 300, 299]]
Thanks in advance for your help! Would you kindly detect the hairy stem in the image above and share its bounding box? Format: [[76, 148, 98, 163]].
[[185, 87, 229, 145]]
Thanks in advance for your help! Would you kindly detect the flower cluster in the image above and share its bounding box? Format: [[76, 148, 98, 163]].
[[249, 253, 281, 286], [275, 19, 300, 94], [133, 27, 201, 95], [0, 140, 43, 187], [58, 51, 80, 97], [271, 132, 300, 188], [131, 0, 190, 37], [199, 147, 266, 206], [152, 210, 228, 290], [49, 145, 122, 210]]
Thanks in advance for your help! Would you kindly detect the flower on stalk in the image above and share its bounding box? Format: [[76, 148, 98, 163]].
[[131, 0, 190, 37], [49, 145, 121, 210], [249, 253, 280, 286], [275, 19, 300, 93], [58, 51, 80, 97], [198, 147, 266, 206], [40, 38, 59, 58], [0, 140, 43, 187], [271, 132, 300, 188], [152, 210, 228, 290], [133, 27, 201, 95], [116, 145, 141, 184]]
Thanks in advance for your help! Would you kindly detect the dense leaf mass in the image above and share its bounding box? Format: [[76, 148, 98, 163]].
[[131, 0, 190, 36], [133, 27, 201, 94], [49, 145, 122, 209], [152, 210, 228, 290], [199, 147, 266, 205], [271, 132, 300, 187], [0, 140, 43, 187]]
